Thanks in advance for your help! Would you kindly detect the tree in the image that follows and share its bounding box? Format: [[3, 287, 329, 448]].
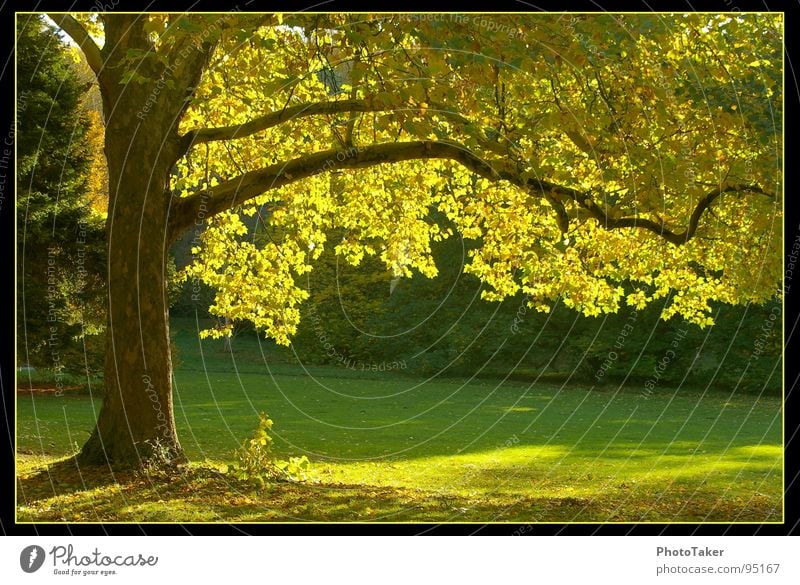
[[16, 15, 105, 375], [70, 44, 109, 216], [42, 13, 782, 468]]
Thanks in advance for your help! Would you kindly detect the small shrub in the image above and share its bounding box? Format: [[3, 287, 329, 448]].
[[229, 412, 312, 487]]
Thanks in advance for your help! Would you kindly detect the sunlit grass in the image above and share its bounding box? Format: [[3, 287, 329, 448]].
[[16, 323, 782, 523]]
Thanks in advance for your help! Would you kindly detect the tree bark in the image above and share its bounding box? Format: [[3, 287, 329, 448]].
[[76, 15, 189, 466], [78, 117, 183, 467], [77, 194, 180, 466]]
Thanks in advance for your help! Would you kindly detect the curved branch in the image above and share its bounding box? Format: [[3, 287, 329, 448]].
[[179, 99, 391, 155], [167, 137, 772, 248], [572, 183, 773, 245], [178, 98, 517, 160], [168, 140, 502, 241], [176, 97, 573, 226], [681, 183, 771, 241], [48, 14, 103, 77]]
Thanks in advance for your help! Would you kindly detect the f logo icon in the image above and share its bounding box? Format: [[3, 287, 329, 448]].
[[20, 545, 46, 573]]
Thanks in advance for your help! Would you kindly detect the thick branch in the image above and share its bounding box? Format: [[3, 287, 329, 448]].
[[176, 98, 574, 227], [168, 140, 502, 241], [48, 14, 103, 77], [179, 98, 519, 160], [179, 99, 391, 155], [168, 138, 772, 248]]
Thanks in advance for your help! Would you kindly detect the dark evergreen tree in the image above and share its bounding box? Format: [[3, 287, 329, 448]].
[[16, 15, 105, 376]]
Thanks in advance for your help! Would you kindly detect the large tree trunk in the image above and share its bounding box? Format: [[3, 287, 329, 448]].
[[78, 121, 182, 467], [76, 24, 188, 465], [77, 199, 180, 466], [70, 14, 214, 469]]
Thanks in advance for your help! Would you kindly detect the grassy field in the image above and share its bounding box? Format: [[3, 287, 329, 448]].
[[16, 319, 783, 523]]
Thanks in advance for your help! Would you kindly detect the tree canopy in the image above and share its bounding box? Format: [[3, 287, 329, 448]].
[[164, 13, 782, 342]]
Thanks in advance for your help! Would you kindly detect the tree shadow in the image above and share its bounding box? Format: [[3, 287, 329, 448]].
[[16, 454, 198, 503], [16, 451, 781, 523]]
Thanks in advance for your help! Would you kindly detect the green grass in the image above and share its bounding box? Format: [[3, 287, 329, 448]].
[[16, 319, 783, 523]]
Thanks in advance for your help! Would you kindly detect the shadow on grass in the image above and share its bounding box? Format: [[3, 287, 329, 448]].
[[16, 454, 781, 523], [17, 455, 125, 496]]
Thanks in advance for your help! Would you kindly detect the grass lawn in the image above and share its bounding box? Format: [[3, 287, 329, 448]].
[[16, 319, 783, 523]]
